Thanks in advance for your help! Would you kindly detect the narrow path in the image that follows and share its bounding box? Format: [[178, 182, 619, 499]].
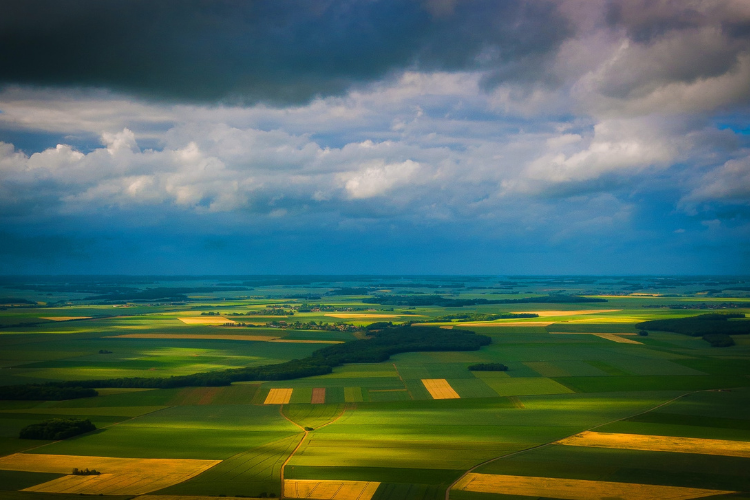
[[393, 363, 413, 399], [278, 404, 349, 499], [444, 390, 704, 500], [278, 405, 307, 499]]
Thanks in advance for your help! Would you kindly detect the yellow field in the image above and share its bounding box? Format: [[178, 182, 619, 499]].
[[269, 339, 344, 344], [455, 321, 554, 327], [594, 333, 642, 344], [136, 496, 263, 500], [324, 313, 404, 318], [264, 388, 293, 404], [422, 379, 460, 399], [284, 479, 380, 499], [557, 431, 750, 458], [0, 453, 219, 496], [136, 496, 262, 500], [453, 473, 734, 499], [516, 309, 622, 317], [40, 316, 91, 321], [415, 321, 554, 327], [178, 317, 236, 325]]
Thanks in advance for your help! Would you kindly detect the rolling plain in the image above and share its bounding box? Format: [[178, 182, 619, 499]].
[[0, 275, 749, 500]]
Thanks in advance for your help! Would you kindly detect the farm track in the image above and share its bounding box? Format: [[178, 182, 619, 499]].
[[392, 363, 413, 399], [278, 403, 349, 499], [444, 389, 715, 500]]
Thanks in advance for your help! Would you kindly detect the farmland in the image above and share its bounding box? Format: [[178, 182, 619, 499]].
[[1, 275, 749, 499]]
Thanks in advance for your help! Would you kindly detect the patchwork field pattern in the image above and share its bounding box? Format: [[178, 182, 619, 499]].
[[284, 479, 380, 499], [1, 277, 750, 498], [422, 379, 460, 399], [452, 473, 736, 499], [159, 434, 302, 497], [557, 431, 750, 458], [0, 453, 219, 495]]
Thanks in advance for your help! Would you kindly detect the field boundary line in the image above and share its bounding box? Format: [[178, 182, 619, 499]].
[[445, 389, 708, 500], [278, 403, 349, 499], [393, 363, 414, 399], [278, 404, 307, 499], [315, 404, 348, 431]]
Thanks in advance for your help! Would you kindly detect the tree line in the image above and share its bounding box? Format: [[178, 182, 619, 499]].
[[636, 313, 747, 348], [20, 418, 96, 440], [0, 326, 492, 399]]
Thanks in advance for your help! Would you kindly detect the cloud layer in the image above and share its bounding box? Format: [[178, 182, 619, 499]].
[[0, 0, 749, 273]]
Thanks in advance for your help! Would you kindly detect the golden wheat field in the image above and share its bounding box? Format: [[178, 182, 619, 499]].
[[443, 321, 555, 327], [452, 473, 735, 500], [0, 453, 220, 495], [178, 317, 236, 325], [422, 379, 460, 399], [556, 431, 750, 458], [268, 339, 344, 344], [40, 316, 91, 321], [135, 496, 261, 500], [515, 309, 621, 316], [323, 313, 403, 318], [264, 388, 294, 404], [135, 496, 262, 500], [593, 333, 642, 344], [283, 479, 380, 499]]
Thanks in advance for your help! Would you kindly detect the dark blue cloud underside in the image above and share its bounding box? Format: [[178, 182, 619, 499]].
[[0, 0, 569, 103]]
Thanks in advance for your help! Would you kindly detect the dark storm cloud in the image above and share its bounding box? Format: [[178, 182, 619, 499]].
[[0, 0, 570, 104], [605, 0, 750, 43]]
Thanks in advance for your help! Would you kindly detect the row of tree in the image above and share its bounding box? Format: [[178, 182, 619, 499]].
[[0, 385, 97, 400], [468, 363, 508, 371], [636, 313, 746, 348]]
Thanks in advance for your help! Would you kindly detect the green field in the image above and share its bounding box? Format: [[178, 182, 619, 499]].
[[1, 276, 749, 498]]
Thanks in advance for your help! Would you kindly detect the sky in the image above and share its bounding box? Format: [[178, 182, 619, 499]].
[[1, 0, 749, 275]]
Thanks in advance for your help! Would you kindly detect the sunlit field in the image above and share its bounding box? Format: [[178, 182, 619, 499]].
[[1, 276, 749, 499]]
